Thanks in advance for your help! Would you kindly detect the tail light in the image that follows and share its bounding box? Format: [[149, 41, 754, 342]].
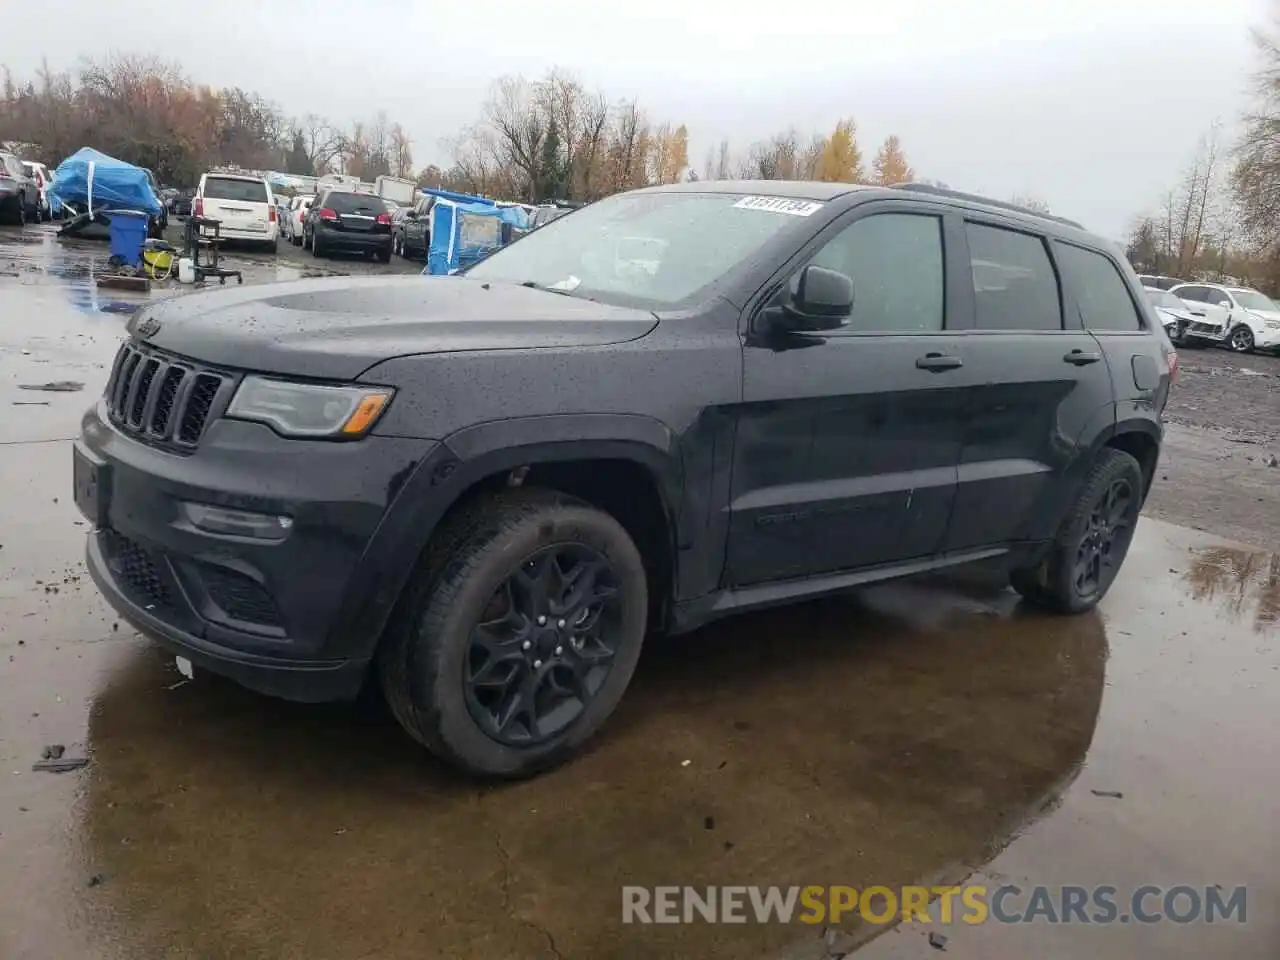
[[1167, 347, 1180, 385], [193, 198, 203, 217], [375, 212, 391, 225], [318, 208, 337, 221], [268, 206, 276, 222]]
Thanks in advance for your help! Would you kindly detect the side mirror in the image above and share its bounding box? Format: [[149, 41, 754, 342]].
[[767, 265, 853, 332]]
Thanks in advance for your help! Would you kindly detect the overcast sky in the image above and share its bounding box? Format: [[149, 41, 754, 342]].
[[1, 0, 1270, 238]]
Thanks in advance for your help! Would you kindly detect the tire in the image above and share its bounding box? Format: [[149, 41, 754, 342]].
[[15, 194, 26, 227], [378, 488, 648, 778], [1010, 447, 1144, 614], [1228, 325, 1255, 353], [312, 234, 325, 258], [292, 232, 302, 247], [376, 244, 392, 264]]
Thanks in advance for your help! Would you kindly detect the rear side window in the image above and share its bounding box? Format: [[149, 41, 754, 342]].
[[1175, 286, 1205, 302], [325, 193, 386, 214], [966, 223, 1062, 331], [203, 177, 269, 203], [808, 213, 945, 333], [1053, 243, 1145, 332]]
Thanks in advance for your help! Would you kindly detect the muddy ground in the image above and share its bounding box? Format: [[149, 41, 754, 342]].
[[0, 222, 1276, 959], [1147, 346, 1280, 549]]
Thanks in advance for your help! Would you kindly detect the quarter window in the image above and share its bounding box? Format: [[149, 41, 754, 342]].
[[1053, 243, 1145, 332], [966, 223, 1062, 331], [807, 213, 945, 333]]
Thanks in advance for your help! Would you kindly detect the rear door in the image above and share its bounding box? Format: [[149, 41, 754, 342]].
[[1053, 239, 1168, 428], [939, 219, 1116, 552], [200, 176, 271, 234], [729, 199, 971, 585]]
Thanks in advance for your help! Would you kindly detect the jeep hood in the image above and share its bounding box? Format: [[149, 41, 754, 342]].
[[130, 275, 658, 379]]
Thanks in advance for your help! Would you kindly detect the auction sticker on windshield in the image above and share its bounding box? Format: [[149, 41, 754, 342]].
[[733, 196, 824, 216]]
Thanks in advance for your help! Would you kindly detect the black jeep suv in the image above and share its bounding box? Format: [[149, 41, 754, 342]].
[[75, 181, 1172, 777]]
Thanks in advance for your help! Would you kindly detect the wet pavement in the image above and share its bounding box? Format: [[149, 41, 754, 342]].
[[1, 223, 1277, 959]]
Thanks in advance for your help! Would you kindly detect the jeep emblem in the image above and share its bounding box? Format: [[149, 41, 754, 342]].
[[136, 315, 161, 337]]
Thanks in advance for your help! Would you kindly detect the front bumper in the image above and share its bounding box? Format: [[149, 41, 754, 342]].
[[77, 400, 433, 701], [1253, 326, 1280, 349]]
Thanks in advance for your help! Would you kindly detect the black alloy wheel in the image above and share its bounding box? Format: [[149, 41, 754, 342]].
[[465, 544, 623, 746], [1071, 475, 1136, 602]]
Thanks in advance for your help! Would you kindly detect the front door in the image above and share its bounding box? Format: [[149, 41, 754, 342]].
[[727, 202, 972, 586]]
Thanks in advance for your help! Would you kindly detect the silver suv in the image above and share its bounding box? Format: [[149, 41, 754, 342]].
[[0, 152, 37, 226]]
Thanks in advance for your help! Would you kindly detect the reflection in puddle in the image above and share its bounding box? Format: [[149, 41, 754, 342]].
[[1184, 545, 1279, 632], [77, 588, 1107, 959]]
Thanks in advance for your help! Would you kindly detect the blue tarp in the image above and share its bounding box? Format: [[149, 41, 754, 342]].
[[48, 148, 162, 216], [425, 199, 529, 276]]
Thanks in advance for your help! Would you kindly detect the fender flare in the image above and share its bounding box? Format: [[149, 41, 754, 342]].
[[328, 414, 684, 660]]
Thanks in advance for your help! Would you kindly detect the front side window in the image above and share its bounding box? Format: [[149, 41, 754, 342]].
[[1054, 242, 1145, 332], [1175, 286, 1205, 302], [966, 223, 1062, 331], [466, 191, 822, 308], [807, 213, 945, 332]]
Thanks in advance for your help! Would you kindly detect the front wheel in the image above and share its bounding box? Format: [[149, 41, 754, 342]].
[[1228, 325, 1255, 353], [1010, 448, 1143, 614], [378, 489, 648, 778]]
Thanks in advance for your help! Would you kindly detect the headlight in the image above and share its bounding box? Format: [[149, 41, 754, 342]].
[[1264, 320, 1280, 330], [226, 376, 393, 439]]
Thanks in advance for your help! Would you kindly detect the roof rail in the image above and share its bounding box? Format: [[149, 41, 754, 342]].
[[892, 183, 1084, 229]]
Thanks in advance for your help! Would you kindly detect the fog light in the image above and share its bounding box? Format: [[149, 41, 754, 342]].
[[182, 502, 293, 541]]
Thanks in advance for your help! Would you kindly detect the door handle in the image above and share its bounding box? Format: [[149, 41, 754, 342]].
[[916, 353, 963, 372], [1064, 349, 1102, 365]]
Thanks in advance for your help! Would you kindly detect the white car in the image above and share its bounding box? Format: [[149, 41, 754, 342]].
[[1169, 282, 1280, 354], [192, 172, 279, 250], [1143, 287, 1196, 345], [285, 195, 314, 245], [21, 161, 53, 221]]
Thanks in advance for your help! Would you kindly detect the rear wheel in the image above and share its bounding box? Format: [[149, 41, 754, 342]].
[[312, 233, 325, 258], [378, 489, 648, 778], [377, 244, 392, 264], [1010, 448, 1143, 614]]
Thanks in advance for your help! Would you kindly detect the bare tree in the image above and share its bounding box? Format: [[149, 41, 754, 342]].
[[484, 76, 547, 201], [1235, 17, 1280, 258], [715, 139, 732, 180], [299, 113, 345, 174]]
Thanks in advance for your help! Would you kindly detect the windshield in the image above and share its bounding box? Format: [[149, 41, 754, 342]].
[[1145, 289, 1184, 310], [465, 191, 823, 307], [204, 177, 269, 203], [1229, 289, 1278, 311]]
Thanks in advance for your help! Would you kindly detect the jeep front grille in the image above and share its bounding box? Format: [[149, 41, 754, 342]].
[[104, 342, 231, 448]]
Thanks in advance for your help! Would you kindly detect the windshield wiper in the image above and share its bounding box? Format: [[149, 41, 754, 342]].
[[518, 280, 574, 297]]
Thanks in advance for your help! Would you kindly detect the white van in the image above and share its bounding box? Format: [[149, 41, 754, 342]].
[[193, 172, 278, 249]]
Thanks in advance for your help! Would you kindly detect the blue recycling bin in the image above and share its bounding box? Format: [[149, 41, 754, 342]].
[[107, 210, 150, 266]]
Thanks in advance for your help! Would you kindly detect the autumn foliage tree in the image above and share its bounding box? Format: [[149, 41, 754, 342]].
[[872, 135, 914, 185], [816, 118, 864, 182], [0, 55, 413, 186]]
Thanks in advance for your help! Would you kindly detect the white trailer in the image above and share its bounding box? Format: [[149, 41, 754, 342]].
[[375, 175, 417, 206]]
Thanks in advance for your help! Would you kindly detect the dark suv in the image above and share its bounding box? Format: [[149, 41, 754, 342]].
[[303, 189, 394, 261], [74, 181, 1172, 778]]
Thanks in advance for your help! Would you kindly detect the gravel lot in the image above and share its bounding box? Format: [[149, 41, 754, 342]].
[[1146, 346, 1280, 549]]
